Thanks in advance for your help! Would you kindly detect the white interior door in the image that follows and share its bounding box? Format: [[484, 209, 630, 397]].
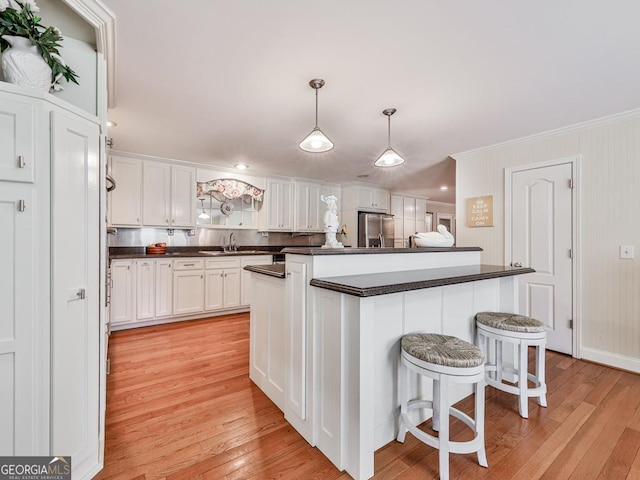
[[510, 162, 573, 354]]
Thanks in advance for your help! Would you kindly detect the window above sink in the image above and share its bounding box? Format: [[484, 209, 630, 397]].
[[196, 178, 264, 229]]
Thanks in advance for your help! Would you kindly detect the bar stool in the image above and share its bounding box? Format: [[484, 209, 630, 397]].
[[475, 312, 547, 418], [397, 333, 488, 480]]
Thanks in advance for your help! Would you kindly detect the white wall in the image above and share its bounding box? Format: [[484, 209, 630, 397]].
[[453, 110, 640, 372]]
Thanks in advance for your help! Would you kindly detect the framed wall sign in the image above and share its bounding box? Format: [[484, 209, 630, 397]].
[[466, 195, 494, 227]]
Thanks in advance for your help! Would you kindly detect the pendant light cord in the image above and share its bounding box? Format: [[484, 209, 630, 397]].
[[315, 88, 319, 128], [387, 114, 391, 148]]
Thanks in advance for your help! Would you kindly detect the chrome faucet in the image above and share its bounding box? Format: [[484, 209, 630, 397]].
[[229, 232, 237, 251], [379, 233, 385, 248]]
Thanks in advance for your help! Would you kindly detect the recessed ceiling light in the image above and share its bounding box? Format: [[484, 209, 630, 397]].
[[234, 163, 249, 170], [440, 185, 448, 191], [357, 174, 370, 178]]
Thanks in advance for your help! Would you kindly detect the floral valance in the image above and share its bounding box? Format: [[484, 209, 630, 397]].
[[197, 178, 265, 202]]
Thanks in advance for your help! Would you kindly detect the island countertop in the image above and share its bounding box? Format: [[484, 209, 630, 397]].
[[281, 246, 482, 255], [310, 264, 535, 297], [244, 264, 286, 278]]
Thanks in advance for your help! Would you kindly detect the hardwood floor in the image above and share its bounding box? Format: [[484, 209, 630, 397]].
[[95, 314, 640, 480]]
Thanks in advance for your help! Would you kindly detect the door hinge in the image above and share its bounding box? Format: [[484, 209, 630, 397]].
[[569, 248, 573, 259], [568, 178, 574, 189], [569, 319, 573, 329], [106, 358, 111, 375]]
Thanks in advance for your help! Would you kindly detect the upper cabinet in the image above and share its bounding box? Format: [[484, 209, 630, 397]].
[[342, 184, 389, 213], [0, 96, 36, 183], [109, 156, 195, 228], [109, 155, 143, 226], [293, 181, 340, 233], [261, 178, 293, 231]]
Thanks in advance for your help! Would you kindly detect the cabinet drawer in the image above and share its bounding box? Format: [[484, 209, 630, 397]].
[[173, 258, 204, 270], [205, 257, 241, 270]]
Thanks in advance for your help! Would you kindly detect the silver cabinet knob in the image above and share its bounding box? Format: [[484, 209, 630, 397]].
[[513, 262, 522, 267]]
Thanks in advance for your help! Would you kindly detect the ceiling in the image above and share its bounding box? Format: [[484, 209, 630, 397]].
[[100, 0, 640, 203]]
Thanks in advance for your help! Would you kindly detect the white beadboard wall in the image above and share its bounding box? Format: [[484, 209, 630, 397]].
[[453, 110, 640, 372]]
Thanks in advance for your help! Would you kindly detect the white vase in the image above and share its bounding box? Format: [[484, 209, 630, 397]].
[[1, 35, 52, 92]]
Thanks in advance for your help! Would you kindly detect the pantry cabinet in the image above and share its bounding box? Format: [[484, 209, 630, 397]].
[[0, 96, 35, 183]]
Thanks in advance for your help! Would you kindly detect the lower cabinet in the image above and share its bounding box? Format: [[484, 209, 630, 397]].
[[249, 272, 286, 410], [173, 269, 205, 316], [204, 257, 241, 311], [110, 255, 269, 329]]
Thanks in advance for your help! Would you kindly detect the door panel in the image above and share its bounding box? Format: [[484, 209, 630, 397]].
[[50, 110, 100, 478], [511, 162, 573, 354]]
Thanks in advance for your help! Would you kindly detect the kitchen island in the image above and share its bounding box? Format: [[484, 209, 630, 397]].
[[246, 247, 534, 480]]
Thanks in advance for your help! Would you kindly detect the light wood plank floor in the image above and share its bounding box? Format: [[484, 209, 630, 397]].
[[95, 314, 640, 480]]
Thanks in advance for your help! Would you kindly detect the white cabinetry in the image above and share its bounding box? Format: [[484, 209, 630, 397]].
[[263, 178, 293, 231], [0, 96, 35, 183], [110, 260, 135, 325], [249, 272, 286, 410], [241, 255, 273, 306], [294, 182, 322, 232], [390, 195, 430, 247], [142, 161, 170, 226], [355, 185, 388, 211], [0, 183, 35, 455], [173, 259, 205, 315], [204, 257, 241, 311], [110, 156, 195, 228], [109, 155, 142, 226], [155, 259, 173, 317], [135, 260, 155, 320]]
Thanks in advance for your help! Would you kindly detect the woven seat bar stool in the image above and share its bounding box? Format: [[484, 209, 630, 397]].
[[397, 333, 488, 480], [475, 312, 547, 418]]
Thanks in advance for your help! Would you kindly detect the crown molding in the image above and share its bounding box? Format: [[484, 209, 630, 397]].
[[62, 0, 116, 108], [452, 108, 640, 162]]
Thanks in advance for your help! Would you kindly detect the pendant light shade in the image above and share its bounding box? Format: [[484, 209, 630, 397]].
[[299, 78, 334, 153], [374, 108, 405, 167]]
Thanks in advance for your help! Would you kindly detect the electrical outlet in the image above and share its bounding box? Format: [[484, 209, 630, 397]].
[[187, 229, 195, 236], [167, 229, 174, 236], [620, 245, 634, 259]]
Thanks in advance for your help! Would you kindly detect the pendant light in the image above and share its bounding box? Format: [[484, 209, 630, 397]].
[[374, 108, 405, 167], [198, 198, 210, 219], [299, 78, 334, 152]]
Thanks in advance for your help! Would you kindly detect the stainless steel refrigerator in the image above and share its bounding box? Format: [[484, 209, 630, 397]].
[[358, 212, 394, 247]]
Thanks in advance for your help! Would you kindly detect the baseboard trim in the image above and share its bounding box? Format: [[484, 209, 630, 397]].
[[580, 347, 640, 374]]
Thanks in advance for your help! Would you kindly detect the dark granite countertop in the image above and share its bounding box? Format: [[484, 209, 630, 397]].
[[310, 264, 535, 297], [109, 246, 276, 260], [281, 246, 483, 255], [243, 264, 286, 279]]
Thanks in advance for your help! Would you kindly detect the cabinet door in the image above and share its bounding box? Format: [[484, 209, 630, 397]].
[[403, 218, 416, 245], [173, 270, 204, 315], [415, 198, 427, 218], [403, 197, 416, 219], [0, 186, 36, 454], [286, 261, 307, 420], [223, 269, 241, 308], [0, 96, 35, 183], [373, 188, 389, 211], [50, 111, 101, 478], [357, 186, 372, 208], [294, 183, 310, 231], [171, 165, 195, 227], [279, 180, 293, 230], [390, 195, 403, 217], [204, 269, 224, 311], [308, 183, 322, 231], [135, 260, 155, 320], [109, 156, 142, 226], [110, 261, 135, 324], [155, 260, 173, 317], [142, 161, 170, 226]]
